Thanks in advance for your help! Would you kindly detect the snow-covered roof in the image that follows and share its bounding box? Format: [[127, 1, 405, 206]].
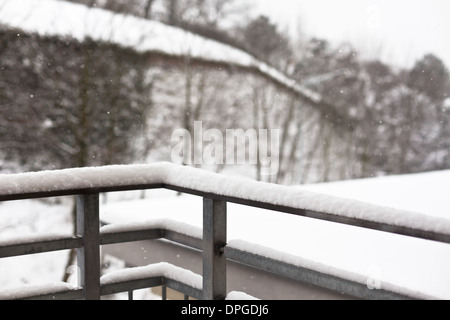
[[0, 0, 322, 104]]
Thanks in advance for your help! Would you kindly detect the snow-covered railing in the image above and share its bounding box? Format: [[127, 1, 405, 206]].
[[0, 162, 449, 300]]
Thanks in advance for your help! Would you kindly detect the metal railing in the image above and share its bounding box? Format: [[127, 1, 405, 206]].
[[0, 163, 449, 300]]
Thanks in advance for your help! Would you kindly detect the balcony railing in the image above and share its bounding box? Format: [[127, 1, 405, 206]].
[[0, 162, 449, 300]]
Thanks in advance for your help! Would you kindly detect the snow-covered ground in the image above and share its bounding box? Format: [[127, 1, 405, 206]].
[[0, 198, 73, 289], [1, 168, 449, 299]]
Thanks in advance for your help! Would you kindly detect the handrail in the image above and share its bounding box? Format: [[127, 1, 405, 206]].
[[1, 163, 449, 243], [0, 163, 449, 300]]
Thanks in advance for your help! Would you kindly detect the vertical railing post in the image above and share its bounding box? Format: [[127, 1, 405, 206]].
[[202, 198, 227, 300], [76, 193, 101, 300]]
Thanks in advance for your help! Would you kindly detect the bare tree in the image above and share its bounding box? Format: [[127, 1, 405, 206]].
[[144, 0, 156, 19]]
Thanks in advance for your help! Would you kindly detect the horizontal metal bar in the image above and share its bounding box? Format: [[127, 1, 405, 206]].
[[0, 285, 84, 301], [101, 277, 202, 300], [100, 276, 202, 299], [224, 246, 416, 300], [165, 184, 450, 244], [163, 230, 203, 251], [164, 278, 203, 300], [24, 288, 84, 300], [101, 277, 163, 297], [100, 229, 164, 245], [0, 184, 164, 202], [100, 225, 203, 250], [1, 177, 447, 244], [0, 236, 83, 258], [100, 227, 203, 252]]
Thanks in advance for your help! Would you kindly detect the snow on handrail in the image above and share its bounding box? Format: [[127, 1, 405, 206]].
[[100, 218, 203, 241], [0, 282, 82, 300], [0, 162, 449, 242], [101, 262, 202, 290]]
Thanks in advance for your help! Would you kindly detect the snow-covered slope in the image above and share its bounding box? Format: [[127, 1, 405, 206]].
[[0, 0, 321, 103]]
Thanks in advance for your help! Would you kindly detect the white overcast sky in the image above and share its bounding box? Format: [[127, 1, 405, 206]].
[[250, 0, 450, 69]]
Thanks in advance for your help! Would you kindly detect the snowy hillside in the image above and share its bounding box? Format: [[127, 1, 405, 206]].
[[1, 168, 449, 299], [0, 0, 320, 103]]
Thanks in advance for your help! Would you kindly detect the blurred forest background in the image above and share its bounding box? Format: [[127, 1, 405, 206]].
[[1, 0, 449, 185]]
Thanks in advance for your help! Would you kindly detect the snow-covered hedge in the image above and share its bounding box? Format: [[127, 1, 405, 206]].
[[0, 0, 321, 103]]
